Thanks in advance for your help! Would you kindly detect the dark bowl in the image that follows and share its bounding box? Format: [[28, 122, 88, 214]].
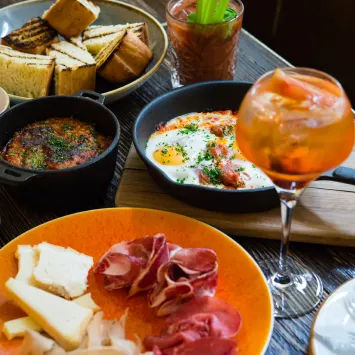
[[0, 91, 120, 203], [133, 81, 279, 213]]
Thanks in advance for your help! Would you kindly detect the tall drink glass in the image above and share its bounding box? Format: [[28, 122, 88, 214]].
[[166, 0, 244, 88], [237, 68, 354, 317]]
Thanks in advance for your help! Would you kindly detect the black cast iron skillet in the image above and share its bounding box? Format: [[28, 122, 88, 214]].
[[0, 91, 120, 203], [133, 81, 355, 213]]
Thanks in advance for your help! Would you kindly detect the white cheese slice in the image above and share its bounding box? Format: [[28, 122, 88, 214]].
[[2, 293, 100, 340], [33, 242, 94, 299], [15, 245, 37, 285], [73, 293, 100, 313], [3, 316, 42, 340], [5, 278, 93, 351]]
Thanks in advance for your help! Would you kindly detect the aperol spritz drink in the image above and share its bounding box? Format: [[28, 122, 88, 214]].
[[238, 68, 354, 317]]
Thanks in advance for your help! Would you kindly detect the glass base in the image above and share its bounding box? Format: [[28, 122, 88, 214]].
[[170, 67, 183, 89], [259, 258, 323, 318]]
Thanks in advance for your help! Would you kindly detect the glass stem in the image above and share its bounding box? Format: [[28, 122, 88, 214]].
[[274, 188, 303, 286]]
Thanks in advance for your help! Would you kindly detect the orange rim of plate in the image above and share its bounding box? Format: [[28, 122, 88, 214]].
[[0, 208, 274, 354]]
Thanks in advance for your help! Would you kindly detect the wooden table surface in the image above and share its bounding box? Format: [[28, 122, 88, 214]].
[[0, 1, 354, 354]]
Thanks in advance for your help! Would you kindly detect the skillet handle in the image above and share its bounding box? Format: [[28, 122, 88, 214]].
[[73, 90, 105, 105], [0, 161, 37, 186], [318, 166, 355, 185]]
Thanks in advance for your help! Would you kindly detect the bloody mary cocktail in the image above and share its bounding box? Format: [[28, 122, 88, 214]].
[[166, 0, 244, 87]]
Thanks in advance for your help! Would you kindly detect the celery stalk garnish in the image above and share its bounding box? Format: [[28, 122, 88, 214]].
[[202, 0, 218, 24], [187, 0, 238, 24], [214, 0, 230, 22]]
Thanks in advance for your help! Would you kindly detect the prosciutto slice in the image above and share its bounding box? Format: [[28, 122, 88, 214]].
[[94, 234, 169, 295], [149, 248, 218, 316], [145, 297, 242, 355]]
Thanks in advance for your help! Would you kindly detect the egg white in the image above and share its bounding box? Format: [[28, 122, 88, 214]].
[[146, 113, 272, 189]]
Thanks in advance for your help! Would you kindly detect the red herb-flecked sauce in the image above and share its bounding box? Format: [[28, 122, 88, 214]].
[[2, 117, 112, 170]]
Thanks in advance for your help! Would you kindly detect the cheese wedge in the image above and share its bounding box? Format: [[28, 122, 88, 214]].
[[73, 293, 100, 313], [3, 316, 42, 340], [2, 293, 99, 340], [5, 278, 93, 350], [33, 242, 93, 299], [15, 245, 37, 285]]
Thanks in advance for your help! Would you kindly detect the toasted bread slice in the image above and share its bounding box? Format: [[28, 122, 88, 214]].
[[1, 17, 59, 55], [47, 41, 96, 95], [99, 31, 153, 83], [69, 33, 86, 50], [94, 29, 126, 69], [43, 0, 100, 38], [83, 23, 149, 56], [0, 45, 54, 98]]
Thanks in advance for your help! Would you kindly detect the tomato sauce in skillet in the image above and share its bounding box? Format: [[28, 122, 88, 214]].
[[2, 118, 112, 170]]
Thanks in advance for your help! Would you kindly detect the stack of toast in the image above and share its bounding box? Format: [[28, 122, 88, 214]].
[[0, 0, 152, 98]]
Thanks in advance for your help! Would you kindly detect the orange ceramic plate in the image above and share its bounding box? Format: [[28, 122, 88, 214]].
[[0, 208, 273, 354]]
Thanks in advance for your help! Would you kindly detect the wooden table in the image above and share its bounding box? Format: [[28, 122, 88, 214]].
[[0, 1, 354, 354]]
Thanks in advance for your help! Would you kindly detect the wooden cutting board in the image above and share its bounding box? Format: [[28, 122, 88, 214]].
[[115, 145, 355, 247]]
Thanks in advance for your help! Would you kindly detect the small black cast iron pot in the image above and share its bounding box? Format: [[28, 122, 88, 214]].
[[0, 91, 120, 202], [133, 81, 279, 213]]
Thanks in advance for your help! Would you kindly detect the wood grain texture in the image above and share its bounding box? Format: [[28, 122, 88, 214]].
[[116, 147, 355, 246], [0, 1, 354, 355]]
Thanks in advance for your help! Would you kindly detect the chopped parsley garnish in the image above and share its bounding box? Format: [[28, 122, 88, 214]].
[[48, 136, 70, 150], [176, 177, 186, 184], [161, 148, 168, 155], [179, 123, 199, 135], [202, 167, 221, 185], [175, 144, 190, 162], [234, 167, 245, 172], [62, 123, 73, 132], [190, 150, 214, 168], [223, 125, 234, 135]]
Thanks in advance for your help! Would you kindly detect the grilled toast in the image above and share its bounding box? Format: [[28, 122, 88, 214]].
[[98, 31, 153, 83], [82, 23, 149, 56], [0, 45, 54, 98], [1, 17, 59, 55], [47, 41, 96, 95], [94, 29, 127, 69], [43, 0, 100, 38]]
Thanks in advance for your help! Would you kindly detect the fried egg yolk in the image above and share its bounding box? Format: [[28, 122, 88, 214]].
[[153, 146, 186, 165]]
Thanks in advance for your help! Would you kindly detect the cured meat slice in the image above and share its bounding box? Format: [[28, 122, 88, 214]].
[[175, 338, 236, 355], [149, 249, 218, 316], [129, 234, 170, 296], [94, 234, 169, 294], [145, 297, 241, 355], [166, 296, 242, 338]]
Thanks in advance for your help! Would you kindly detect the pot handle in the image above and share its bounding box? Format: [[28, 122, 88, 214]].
[[318, 166, 355, 185], [73, 90, 105, 105], [0, 161, 37, 185]]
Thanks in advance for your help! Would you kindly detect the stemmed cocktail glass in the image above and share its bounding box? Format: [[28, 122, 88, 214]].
[[237, 68, 354, 317]]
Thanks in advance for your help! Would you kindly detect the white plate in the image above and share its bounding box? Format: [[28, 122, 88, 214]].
[[310, 278, 355, 355]]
